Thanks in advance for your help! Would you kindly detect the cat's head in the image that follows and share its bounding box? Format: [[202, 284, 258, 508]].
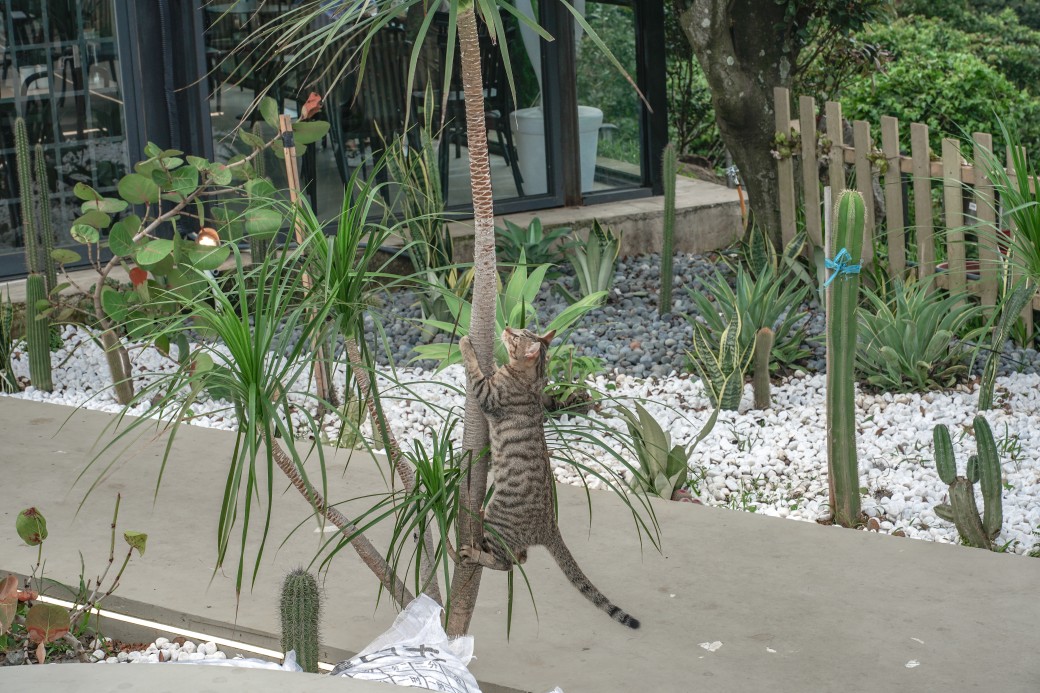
[[502, 327, 556, 379]]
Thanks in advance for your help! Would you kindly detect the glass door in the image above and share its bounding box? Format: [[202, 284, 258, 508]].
[[0, 0, 129, 276]]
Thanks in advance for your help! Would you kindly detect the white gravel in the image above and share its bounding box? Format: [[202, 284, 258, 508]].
[[6, 325, 1040, 556], [88, 636, 227, 663]]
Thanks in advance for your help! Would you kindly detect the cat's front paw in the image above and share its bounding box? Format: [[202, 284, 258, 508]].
[[459, 335, 472, 354], [458, 544, 481, 565]]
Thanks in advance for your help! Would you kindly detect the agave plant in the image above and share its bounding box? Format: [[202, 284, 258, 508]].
[[558, 220, 621, 304], [495, 217, 573, 269], [684, 261, 810, 375], [413, 252, 606, 368], [617, 402, 718, 502], [856, 277, 987, 392]]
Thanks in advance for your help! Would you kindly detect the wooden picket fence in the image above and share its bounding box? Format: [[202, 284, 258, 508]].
[[772, 86, 1036, 336]]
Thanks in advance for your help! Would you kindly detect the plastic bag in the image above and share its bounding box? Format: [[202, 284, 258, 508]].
[[330, 594, 480, 692], [177, 649, 303, 671]]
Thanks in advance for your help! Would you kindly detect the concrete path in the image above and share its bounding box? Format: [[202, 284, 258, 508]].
[[1, 398, 1038, 692]]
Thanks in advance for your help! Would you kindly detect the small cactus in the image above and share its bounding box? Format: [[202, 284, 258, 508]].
[[14, 117, 41, 275], [0, 294, 15, 393], [24, 274, 52, 392], [826, 190, 865, 527], [752, 327, 773, 409], [249, 122, 270, 265], [932, 416, 1003, 549], [659, 142, 677, 316], [280, 568, 321, 673], [33, 145, 56, 293]]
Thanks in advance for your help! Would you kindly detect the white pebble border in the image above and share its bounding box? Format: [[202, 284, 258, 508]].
[[6, 325, 1040, 556], [87, 636, 228, 664]]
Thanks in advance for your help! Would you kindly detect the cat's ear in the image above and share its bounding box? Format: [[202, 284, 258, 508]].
[[539, 330, 556, 345], [524, 342, 541, 360]]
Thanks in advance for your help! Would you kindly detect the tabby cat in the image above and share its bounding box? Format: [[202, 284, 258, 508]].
[[458, 328, 640, 629]]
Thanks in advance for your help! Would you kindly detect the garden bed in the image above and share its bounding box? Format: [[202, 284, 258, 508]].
[[4, 248, 1040, 556]]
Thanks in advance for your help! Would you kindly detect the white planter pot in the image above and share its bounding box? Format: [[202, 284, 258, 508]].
[[510, 106, 603, 195]]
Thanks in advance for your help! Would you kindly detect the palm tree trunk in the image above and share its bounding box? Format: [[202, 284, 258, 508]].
[[446, 3, 496, 637]]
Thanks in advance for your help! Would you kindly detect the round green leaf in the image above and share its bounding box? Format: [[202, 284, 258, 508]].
[[238, 130, 265, 150], [16, 508, 47, 545], [245, 178, 276, 199], [73, 182, 101, 201], [75, 209, 112, 229], [118, 173, 161, 204], [259, 96, 280, 129], [168, 165, 200, 198], [292, 120, 330, 145], [101, 288, 128, 323], [108, 221, 136, 256], [133, 239, 174, 266], [208, 163, 232, 186], [51, 248, 80, 265], [71, 224, 99, 244], [243, 207, 282, 239], [184, 243, 231, 271], [81, 197, 128, 214], [123, 531, 148, 556]]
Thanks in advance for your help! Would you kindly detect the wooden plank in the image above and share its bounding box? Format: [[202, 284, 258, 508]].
[[853, 120, 874, 268], [942, 138, 966, 300], [825, 101, 845, 214], [799, 95, 822, 247], [910, 122, 935, 282], [774, 87, 797, 247], [880, 116, 904, 278], [973, 132, 998, 314], [1007, 145, 1034, 341], [279, 114, 332, 406]]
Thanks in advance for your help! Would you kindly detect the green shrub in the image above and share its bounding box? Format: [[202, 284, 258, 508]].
[[842, 18, 1040, 153], [856, 277, 987, 392], [495, 218, 571, 270]]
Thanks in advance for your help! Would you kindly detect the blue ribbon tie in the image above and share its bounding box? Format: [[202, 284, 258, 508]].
[[822, 247, 861, 288]]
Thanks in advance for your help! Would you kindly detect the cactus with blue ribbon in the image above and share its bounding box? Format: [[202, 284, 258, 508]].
[[826, 190, 865, 527]]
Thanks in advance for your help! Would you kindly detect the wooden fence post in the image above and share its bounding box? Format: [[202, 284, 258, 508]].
[[853, 120, 874, 268], [799, 95, 822, 247], [774, 87, 798, 247], [941, 138, 966, 301], [973, 132, 998, 315], [880, 116, 904, 278], [910, 122, 935, 283]]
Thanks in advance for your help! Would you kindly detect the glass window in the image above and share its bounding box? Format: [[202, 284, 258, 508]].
[[576, 0, 643, 193], [0, 0, 129, 265]]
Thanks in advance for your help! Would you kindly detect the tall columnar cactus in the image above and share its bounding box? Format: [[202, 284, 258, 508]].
[[752, 327, 773, 409], [24, 274, 53, 392], [0, 293, 15, 393], [14, 118, 41, 275], [932, 416, 1003, 550], [280, 568, 321, 673], [825, 190, 865, 527], [659, 142, 677, 316], [33, 144, 57, 293], [249, 122, 270, 265]]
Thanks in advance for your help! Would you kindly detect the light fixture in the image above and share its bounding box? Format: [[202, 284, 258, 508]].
[[196, 227, 220, 247]]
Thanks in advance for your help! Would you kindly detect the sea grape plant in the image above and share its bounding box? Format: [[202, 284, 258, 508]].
[[826, 190, 865, 528], [932, 416, 1004, 550], [42, 96, 329, 405]]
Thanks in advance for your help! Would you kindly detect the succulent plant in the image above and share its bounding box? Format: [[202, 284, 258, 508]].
[[24, 274, 53, 392], [932, 416, 1003, 549], [752, 327, 773, 409], [619, 402, 718, 502], [689, 311, 753, 411], [0, 293, 15, 393], [826, 190, 865, 527], [280, 568, 321, 673], [660, 142, 677, 316]]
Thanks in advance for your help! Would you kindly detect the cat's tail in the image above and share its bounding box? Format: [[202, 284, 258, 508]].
[[545, 533, 640, 629]]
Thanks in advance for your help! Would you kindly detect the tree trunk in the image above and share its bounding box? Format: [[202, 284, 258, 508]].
[[678, 0, 797, 248], [446, 3, 496, 637]]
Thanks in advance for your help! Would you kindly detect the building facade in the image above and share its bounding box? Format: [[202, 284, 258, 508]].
[[0, 0, 665, 279]]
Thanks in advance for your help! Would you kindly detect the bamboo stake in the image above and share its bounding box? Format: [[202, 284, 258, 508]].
[[279, 114, 334, 408]]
